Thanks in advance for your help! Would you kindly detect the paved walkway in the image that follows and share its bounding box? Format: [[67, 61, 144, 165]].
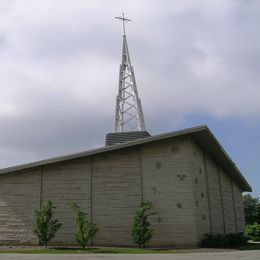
[[0, 251, 259, 260]]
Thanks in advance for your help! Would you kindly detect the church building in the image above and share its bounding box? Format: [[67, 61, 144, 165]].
[[0, 14, 251, 247]]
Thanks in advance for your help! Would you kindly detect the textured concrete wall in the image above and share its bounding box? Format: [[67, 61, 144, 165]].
[[0, 137, 246, 246], [205, 156, 225, 234], [190, 140, 246, 237], [219, 168, 236, 233], [0, 169, 40, 244], [141, 137, 197, 247], [190, 141, 211, 240], [41, 158, 91, 244], [232, 182, 246, 232], [92, 148, 141, 246]]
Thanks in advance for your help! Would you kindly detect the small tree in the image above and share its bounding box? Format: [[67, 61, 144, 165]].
[[243, 194, 260, 224], [71, 202, 98, 250], [131, 201, 156, 248], [246, 224, 260, 241], [34, 200, 62, 248]]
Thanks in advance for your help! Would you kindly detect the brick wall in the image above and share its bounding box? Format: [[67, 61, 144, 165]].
[[41, 158, 91, 244], [0, 169, 40, 244], [0, 137, 246, 246], [92, 148, 141, 246], [190, 141, 211, 240], [190, 139, 246, 238], [141, 137, 197, 246]]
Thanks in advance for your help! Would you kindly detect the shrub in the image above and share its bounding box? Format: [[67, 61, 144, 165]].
[[131, 201, 156, 248], [34, 200, 62, 248], [246, 224, 260, 241], [200, 233, 248, 248], [71, 202, 98, 250], [201, 233, 228, 248], [225, 233, 248, 246], [243, 194, 260, 225]]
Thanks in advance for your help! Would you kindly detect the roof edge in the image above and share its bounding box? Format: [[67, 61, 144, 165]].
[[0, 125, 207, 175], [197, 127, 252, 192], [0, 125, 252, 192]]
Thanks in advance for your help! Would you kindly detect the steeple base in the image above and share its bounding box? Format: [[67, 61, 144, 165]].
[[105, 131, 151, 146]]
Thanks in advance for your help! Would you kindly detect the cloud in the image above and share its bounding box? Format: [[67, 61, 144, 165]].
[[0, 0, 259, 167], [133, 0, 260, 121]]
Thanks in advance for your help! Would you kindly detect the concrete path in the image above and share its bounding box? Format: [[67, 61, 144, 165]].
[[0, 251, 259, 260]]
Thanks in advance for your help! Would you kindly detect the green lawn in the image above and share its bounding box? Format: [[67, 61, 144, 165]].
[[0, 247, 181, 254], [0, 243, 259, 254], [239, 243, 260, 250]]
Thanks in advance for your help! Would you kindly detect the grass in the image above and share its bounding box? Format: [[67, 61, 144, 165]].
[[0, 242, 259, 254], [239, 243, 260, 250], [0, 247, 181, 254]]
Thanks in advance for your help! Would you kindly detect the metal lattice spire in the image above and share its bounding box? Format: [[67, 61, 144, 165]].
[[114, 13, 146, 132]]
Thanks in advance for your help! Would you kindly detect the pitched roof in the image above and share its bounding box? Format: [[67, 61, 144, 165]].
[[0, 125, 251, 192]]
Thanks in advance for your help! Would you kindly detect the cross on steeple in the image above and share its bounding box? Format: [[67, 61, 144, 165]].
[[115, 13, 131, 36]]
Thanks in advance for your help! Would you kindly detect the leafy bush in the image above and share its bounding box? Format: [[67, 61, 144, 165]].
[[131, 201, 156, 248], [201, 234, 228, 248], [243, 194, 260, 225], [225, 233, 248, 246], [34, 200, 62, 248], [246, 224, 260, 241], [200, 233, 248, 248], [71, 202, 98, 250]]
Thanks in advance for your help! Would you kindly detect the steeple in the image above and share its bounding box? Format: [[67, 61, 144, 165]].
[[114, 13, 146, 132], [105, 14, 150, 146]]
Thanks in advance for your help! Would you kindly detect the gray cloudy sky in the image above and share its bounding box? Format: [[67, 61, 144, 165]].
[[0, 0, 259, 194]]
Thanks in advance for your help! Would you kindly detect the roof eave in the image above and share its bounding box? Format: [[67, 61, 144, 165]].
[[0, 125, 252, 192]]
